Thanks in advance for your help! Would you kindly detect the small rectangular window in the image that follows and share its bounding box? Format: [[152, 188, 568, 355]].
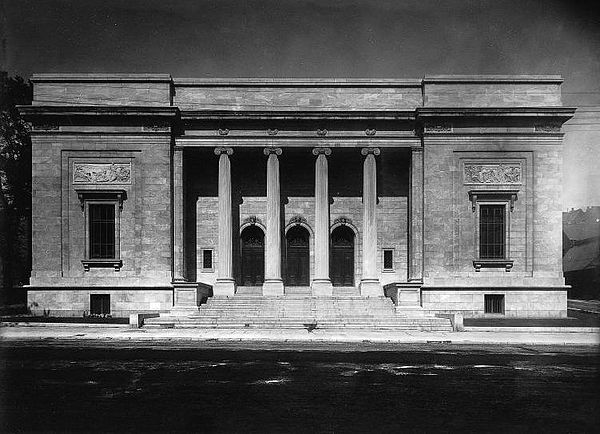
[[202, 249, 213, 271], [383, 249, 393, 271], [480, 205, 505, 259], [89, 204, 115, 259], [90, 294, 110, 315], [484, 294, 505, 314]]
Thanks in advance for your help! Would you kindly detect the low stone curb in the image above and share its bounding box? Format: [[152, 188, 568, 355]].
[[464, 326, 600, 333]]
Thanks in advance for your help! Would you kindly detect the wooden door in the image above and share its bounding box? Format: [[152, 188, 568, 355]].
[[330, 226, 354, 286], [285, 226, 310, 286], [240, 226, 264, 286]]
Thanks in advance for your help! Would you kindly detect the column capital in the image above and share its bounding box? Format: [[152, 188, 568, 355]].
[[411, 146, 424, 153], [361, 147, 380, 156], [214, 147, 233, 156], [264, 147, 283, 156], [312, 147, 332, 156]]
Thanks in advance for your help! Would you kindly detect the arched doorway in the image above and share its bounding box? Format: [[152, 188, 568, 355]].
[[330, 225, 355, 286], [240, 225, 264, 286], [285, 225, 310, 286]]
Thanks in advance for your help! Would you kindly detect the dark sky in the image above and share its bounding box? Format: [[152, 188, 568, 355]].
[[2, 0, 599, 206]]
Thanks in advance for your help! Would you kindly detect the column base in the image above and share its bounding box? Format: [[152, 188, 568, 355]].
[[262, 279, 284, 296], [359, 279, 383, 297], [311, 279, 333, 297], [214, 278, 236, 297]]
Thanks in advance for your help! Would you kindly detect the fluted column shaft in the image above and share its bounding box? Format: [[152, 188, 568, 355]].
[[263, 147, 284, 295], [213, 147, 235, 296], [311, 147, 333, 296], [360, 147, 382, 297]]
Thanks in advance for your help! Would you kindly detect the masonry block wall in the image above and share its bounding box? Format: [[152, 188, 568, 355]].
[[21, 74, 573, 318]]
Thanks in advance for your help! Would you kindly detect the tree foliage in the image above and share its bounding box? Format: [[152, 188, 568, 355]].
[[0, 74, 33, 300]]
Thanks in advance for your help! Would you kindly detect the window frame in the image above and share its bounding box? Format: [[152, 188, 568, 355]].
[[382, 248, 394, 272], [90, 294, 111, 315], [484, 294, 505, 315], [76, 189, 126, 271], [200, 248, 214, 273], [469, 190, 517, 272]]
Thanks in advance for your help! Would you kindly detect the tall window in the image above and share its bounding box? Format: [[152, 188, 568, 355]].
[[77, 189, 125, 271], [201, 249, 213, 272], [89, 204, 116, 259], [479, 205, 505, 259], [383, 249, 394, 271]]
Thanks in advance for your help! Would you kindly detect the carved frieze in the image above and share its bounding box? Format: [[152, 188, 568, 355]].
[[73, 163, 132, 184], [32, 123, 59, 131], [425, 125, 452, 133], [463, 163, 521, 185], [534, 124, 561, 133], [142, 124, 170, 132]]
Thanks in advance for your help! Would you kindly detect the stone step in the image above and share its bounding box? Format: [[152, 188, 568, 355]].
[[146, 295, 451, 331]]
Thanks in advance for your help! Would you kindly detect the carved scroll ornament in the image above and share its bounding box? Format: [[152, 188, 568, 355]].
[[73, 163, 132, 184], [464, 163, 521, 185]]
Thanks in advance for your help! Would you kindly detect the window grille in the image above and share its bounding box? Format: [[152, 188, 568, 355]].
[[479, 205, 505, 259], [90, 294, 110, 315], [484, 294, 505, 314], [89, 204, 115, 259]]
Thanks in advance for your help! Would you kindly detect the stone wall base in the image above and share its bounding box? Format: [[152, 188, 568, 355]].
[[422, 287, 567, 318], [27, 288, 173, 318]]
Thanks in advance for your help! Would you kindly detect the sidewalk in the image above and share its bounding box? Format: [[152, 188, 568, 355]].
[[1, 324, 598, 346]]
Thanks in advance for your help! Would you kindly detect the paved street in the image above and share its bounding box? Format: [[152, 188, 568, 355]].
[[1, 343, 598, 433]]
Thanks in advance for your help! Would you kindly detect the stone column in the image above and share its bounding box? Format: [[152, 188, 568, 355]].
[[408, 146, 424, 282], [263, 147, 284, 295], [213, 147, 236, 296], [311, 147, 333, 296], [359, 147, 382, 297], [173, 146, 185, 282]]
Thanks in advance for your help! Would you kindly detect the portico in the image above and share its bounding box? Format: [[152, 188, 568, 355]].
[[173, 141, 419, 302]]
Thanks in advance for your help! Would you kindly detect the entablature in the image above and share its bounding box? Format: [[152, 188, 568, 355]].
[[17, 105, 180, 134], [417, 107, 576, 135]]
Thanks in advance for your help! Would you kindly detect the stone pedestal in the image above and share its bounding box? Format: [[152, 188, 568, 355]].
[[213, 147, 236, 296], [311, 147, 333, 296], [263, 147, 284, 296], [359, 147, 382, 297], [172, 282, 200, 313]]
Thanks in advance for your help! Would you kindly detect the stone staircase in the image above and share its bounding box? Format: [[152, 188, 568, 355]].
[[145, 291, 452, 331]]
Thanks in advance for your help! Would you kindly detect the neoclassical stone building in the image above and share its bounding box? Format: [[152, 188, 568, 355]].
[[20, 74, 574, 319]]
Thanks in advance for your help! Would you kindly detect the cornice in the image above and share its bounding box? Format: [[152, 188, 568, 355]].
[[18, 105, 179, 118], [31, 73, 172, 83], [416, 107, 576, 118], [174, 78, 422, 87], [423, 75, 564, 84], [180, 110, 416, 121]]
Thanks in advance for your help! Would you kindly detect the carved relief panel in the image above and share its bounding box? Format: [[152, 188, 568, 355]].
[[73, 163, 132, 184], [463, 162, 522, 185]]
